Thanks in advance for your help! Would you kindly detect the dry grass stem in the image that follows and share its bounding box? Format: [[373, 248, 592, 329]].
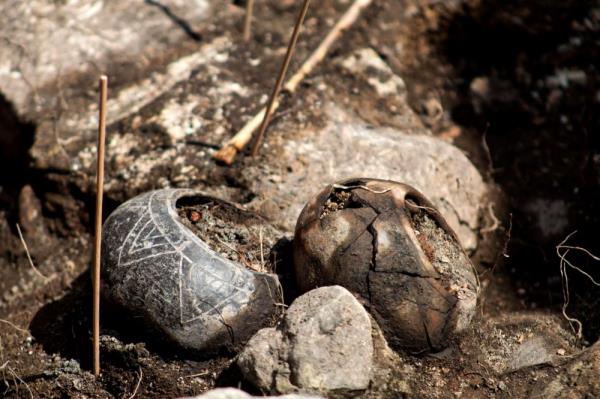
[[15, 224, 48, 280], [331, 184, 392, 194], [213, 0, 374, 165], [481, 128, 494, 179], [0, 319, 29, 334], [556, 230, 600, 338], [480, 202, 500, 234], [184, 370, 211, 379], [2, 363, 34, 399], [128, 368, 143, 399]]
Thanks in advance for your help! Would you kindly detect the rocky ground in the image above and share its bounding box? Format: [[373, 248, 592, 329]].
[[0, 0, 599, 398]]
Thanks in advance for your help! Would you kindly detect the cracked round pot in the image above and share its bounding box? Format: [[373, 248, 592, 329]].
[[293, 178, 479, 352], [101, 189, 283, 354]]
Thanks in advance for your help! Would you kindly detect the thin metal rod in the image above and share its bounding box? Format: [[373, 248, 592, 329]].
[[243, 0, 255, 41], [250, 0, 311, 157], [93, 75, 108, 377]]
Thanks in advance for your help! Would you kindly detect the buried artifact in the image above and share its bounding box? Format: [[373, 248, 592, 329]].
[[293, 178, 479, 352], [101, 189, 283, 353]]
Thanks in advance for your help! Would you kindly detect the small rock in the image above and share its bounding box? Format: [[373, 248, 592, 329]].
[[418, 97, 444, 126], [184, 388, 323, 399], [338, 48, 406, 98], [506, 337, 554, 372], [72, 378, 82, 391], [237, 286, 373, 395], [532, 341, 600, 398], [470, 77, 490, 99]]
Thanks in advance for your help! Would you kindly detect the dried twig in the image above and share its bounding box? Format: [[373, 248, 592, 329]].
[[0, 319, 29, 335], [243, 0, 255, 41], [15, 224, 48, 280], [331, 184, 392, 194], [2, 363, 34, 399], [481, 127, 494, 179], [93, 75, 108, 377], [556, 230, 600, 338], [128, 368, 143, 399], [15, 225, 44, 278], [480, 202, 500, 234], [480, 213, 512, 279], [184, 370, 211, 379], [213, 0, 374, 165]]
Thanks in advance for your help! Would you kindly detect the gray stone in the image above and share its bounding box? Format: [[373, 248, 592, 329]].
[[506, 337, 555, 372], [237, 286, 373, 394], [184, 388, 323, 399], [530, 341, 600, 398], [0, 0, 212, 115], [246, 105, 487, 252]]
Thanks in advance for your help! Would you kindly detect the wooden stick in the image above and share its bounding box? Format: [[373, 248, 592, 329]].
[[243, 0, 255, 42], [213, 0, 373, 165], [93, 75, 108, 377], [249, 0, 311, 157]]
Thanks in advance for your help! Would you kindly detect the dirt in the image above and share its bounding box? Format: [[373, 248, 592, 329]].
[[320, 189, 352, 218], [389, 0, 600, 343], [0, 0, 598, 398], [176, 196, 282, 273], [411, 209, 473, 282]]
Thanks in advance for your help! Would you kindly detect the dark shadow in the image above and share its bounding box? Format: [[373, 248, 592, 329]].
[[0, 93, 36, 221], [215, 361, 261, 394], [435, 0, 600, 341], [0, 93, 35, 183], [30, 270, 239, 372], [29, 272, 94, 368], [271, 236, 300, 305], [145, 0, 202, 42], [28, 272, 176, 397], [184, 139, 221, 150]]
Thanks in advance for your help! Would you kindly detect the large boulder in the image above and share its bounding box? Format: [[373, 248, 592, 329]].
[[245, 104, 487, 252], [0, 0, 213, 115]]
